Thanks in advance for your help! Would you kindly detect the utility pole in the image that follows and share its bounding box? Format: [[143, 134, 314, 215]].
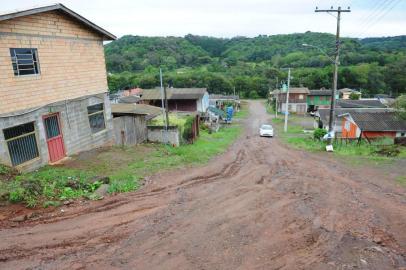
[[163, 85, 169, 130], [315, 6, 350, 146], [283, 68, 291, 133], [275, 77, 278, 117], [159, 68, 169, 143]]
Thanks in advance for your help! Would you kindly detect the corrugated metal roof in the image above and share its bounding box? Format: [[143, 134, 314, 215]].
[[349, 112, 406, 132], [111, 104, 162, 118], [118, 95, 141, 104], [318, 108, 394, 125], [336, 99, 386, 108], [309, 90, 332, 96], [273, 88, 310, 94], [141, 88, 207, 100], [0, 3, 116, 40]]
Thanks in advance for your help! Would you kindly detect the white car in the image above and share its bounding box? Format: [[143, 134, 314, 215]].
[[259, 124, 274, 137]]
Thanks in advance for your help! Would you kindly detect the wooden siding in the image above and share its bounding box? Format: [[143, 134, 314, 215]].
[[0, 10, 108, 114], [363, 131, 396, 139], [113, 116, 147, 146]]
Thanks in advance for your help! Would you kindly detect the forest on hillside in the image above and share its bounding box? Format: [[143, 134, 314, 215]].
[[105, 32, 406, 98]]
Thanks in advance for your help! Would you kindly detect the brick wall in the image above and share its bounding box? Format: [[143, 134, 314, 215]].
[[0, 10, 108, 114]]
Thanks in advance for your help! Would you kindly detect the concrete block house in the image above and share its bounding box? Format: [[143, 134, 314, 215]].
[[0, 4, 116, 171]]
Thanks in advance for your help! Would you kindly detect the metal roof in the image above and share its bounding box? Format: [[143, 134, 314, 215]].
[[317, 108, 394, 125], [336, 99, 386, 108], [118, 95, 141, 104], [308, 90, 332, 96], [141, 88, 207, 100], [273, 88, 310, 94], [0, 3, 116, 40], [349, 112, 406, 132], [111, 104, 162, 119]]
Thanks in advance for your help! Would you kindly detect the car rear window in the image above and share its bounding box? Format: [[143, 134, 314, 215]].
[[261, 125, 272, 130]]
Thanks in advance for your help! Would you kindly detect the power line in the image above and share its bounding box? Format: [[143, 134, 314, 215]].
[[356, 0, 395, 31], [356, 0, 401, 37]]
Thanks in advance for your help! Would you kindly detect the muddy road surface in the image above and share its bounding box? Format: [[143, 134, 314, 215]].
[[1, 101, 406, 270]]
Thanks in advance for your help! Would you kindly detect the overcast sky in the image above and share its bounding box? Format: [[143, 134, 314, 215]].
[[2, 0, 406, 38]]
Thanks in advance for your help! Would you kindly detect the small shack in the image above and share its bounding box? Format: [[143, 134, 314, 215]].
[[111, 104, 161, 146]]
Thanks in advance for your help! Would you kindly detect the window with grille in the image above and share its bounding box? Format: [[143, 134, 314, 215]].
[[87, 103, 106, 133], [3, 122, 39, 166], [10, 48, 40, 76]]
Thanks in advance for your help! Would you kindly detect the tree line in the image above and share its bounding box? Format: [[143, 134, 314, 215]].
[[105, 32, 406, 98]]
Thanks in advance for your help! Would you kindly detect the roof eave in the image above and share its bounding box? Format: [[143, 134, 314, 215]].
[[0, 3, 116, 40]]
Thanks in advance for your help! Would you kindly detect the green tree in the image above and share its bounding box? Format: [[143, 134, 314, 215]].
[[394, 95, 406, 119]]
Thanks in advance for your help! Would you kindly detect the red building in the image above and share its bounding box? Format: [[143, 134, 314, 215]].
[[341, 112, 406, 140]]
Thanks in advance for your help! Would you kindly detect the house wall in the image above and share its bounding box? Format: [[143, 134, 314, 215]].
[[341, 117, 360, 139], [112, 115, 147, 146], [197, 92, 209, 113], [280, 103, 307, 114], [341, 116, 398, 139], [363, 131, 396, 139], [0, 10, 108, 114], [307, 95, 331, 106], [0, 93, 113, 171]]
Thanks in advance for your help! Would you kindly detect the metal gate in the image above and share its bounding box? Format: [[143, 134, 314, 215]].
[[43, 113, 65, 163]]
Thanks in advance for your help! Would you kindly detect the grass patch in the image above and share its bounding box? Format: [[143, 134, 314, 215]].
[[1, 114, 246, 207], [267, 111, 406, 163], [234, 105, 249, 119]]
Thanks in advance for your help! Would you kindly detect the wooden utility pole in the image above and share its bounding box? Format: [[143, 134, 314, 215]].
[[315, 6, 350, 146]]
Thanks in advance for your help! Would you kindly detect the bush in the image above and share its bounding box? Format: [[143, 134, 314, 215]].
[[314, 128, 327, 140], [182, 116, 196, 142], [248, 90, 260, 99]]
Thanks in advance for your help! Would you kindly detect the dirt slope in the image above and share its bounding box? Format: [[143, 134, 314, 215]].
[[0, 101, 405, 270]]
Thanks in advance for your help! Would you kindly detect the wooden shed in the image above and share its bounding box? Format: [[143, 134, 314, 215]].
[[111, 104, 161, 146]]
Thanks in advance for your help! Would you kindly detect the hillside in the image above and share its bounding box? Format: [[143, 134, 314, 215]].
[[105, 32, 406, 98]]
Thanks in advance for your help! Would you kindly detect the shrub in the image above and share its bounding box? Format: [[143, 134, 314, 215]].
[[182, 115, 196, 142], [314, 128, 327, 140]]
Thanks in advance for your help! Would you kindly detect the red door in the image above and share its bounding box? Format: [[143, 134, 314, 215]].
[[43, 113, 66, 163]]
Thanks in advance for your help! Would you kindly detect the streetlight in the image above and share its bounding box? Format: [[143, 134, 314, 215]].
[[302, 44, 335, 64], [302, 43, 338, 149]]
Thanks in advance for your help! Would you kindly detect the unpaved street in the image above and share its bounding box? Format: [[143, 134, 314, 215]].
[[1, 101, 406, 269]]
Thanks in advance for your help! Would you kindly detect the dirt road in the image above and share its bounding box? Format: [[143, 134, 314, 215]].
[[1, 101, 406, 270]]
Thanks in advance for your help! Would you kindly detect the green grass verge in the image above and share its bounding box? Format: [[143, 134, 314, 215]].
[[268, 111, 406, 165], [0, 118, 245, 208], [234, 106, 249, 119]]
